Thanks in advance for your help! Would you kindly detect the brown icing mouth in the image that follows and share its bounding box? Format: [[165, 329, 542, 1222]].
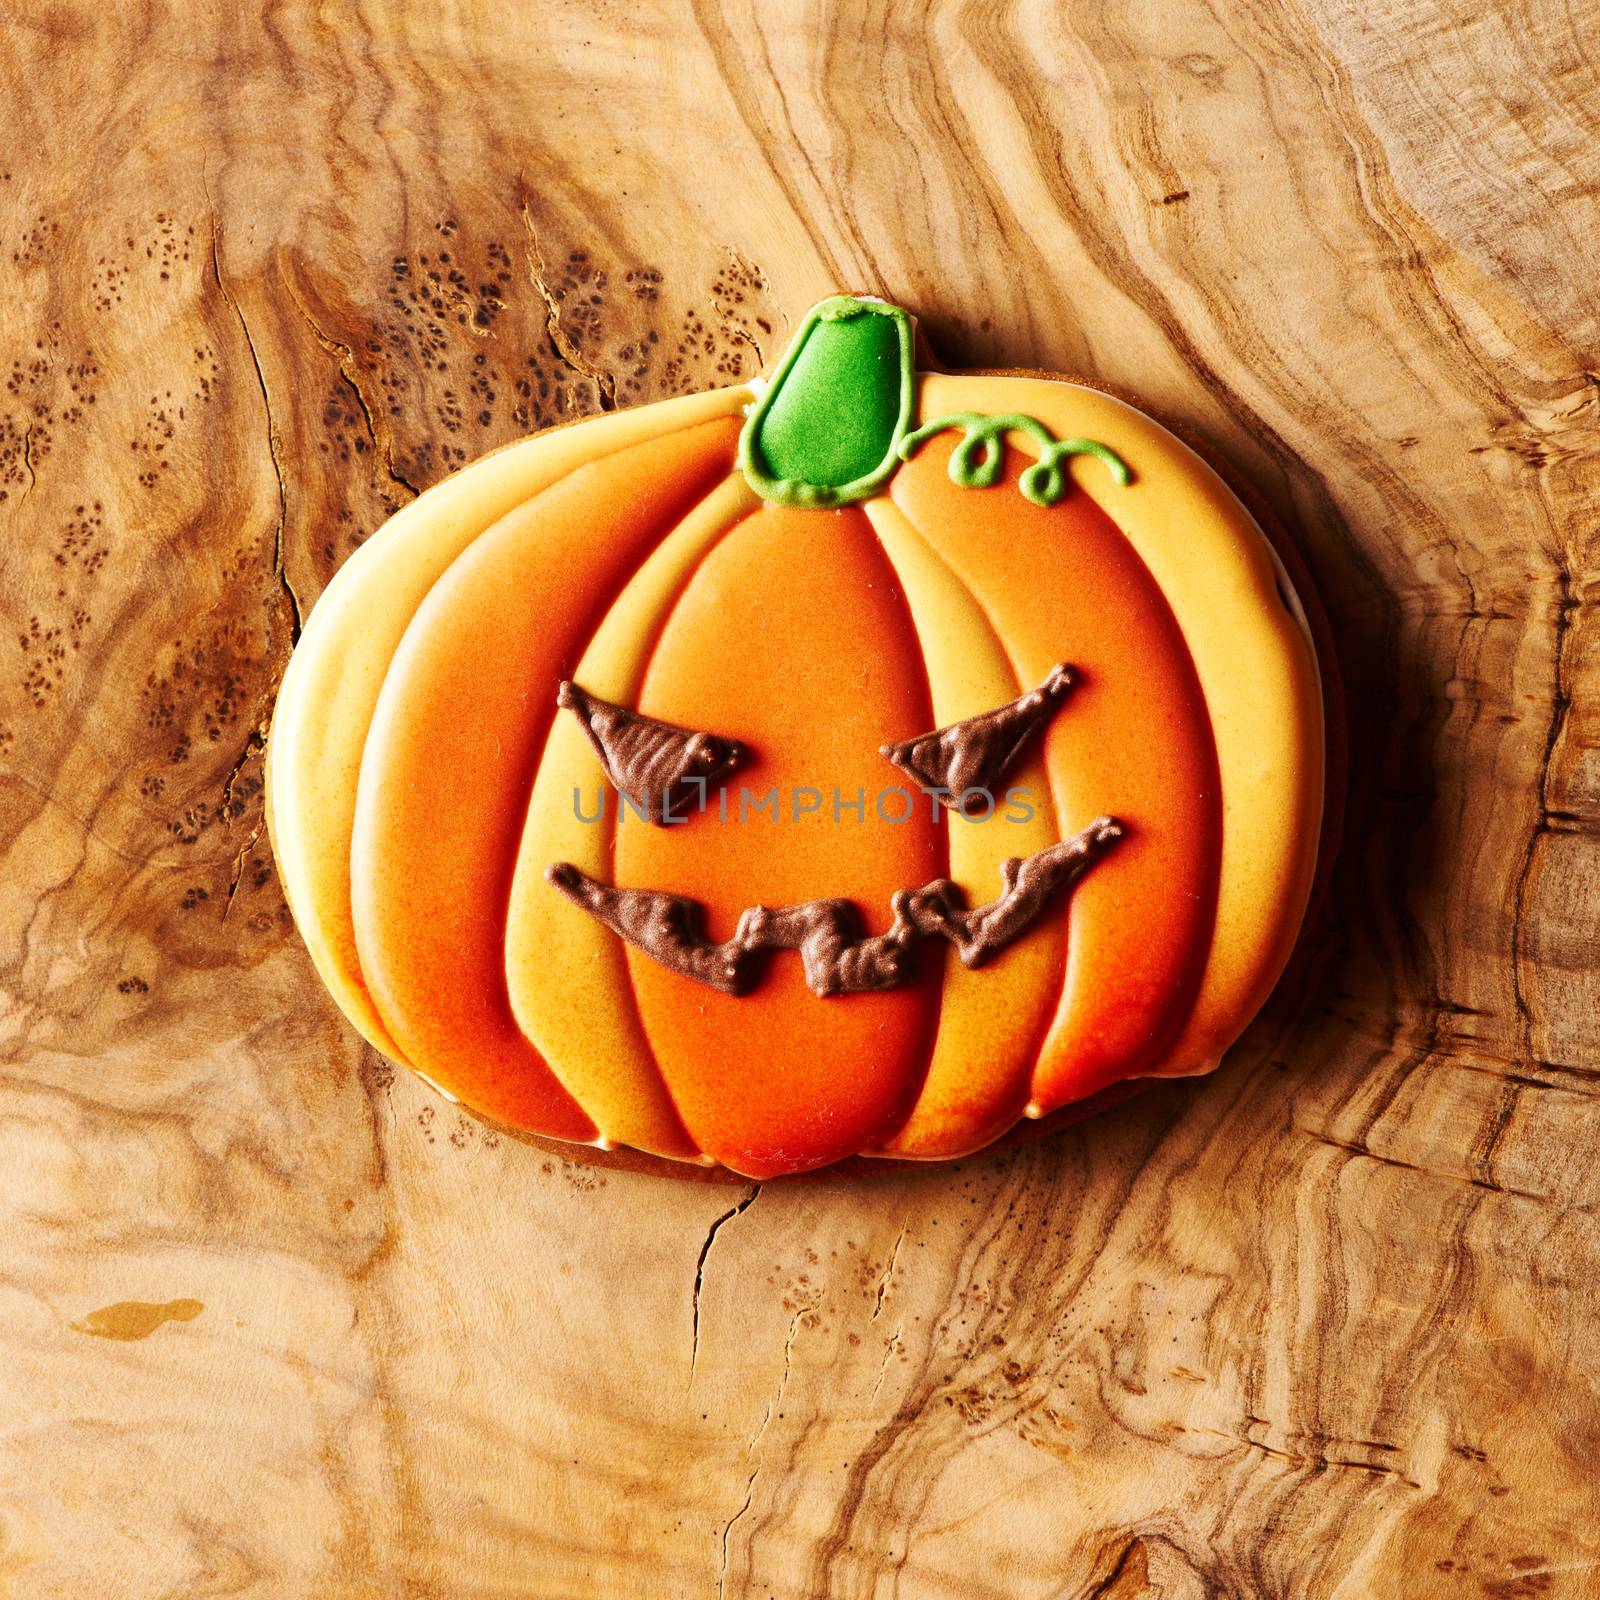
[[546, 816, 1123, 998]]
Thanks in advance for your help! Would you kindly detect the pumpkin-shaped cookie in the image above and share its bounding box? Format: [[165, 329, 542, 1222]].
[[267, 296, 1322, 1178]]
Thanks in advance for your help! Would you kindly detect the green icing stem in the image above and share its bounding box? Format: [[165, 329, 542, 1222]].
[[738, 297, 917, 508], [898, 411, 1133, 507]]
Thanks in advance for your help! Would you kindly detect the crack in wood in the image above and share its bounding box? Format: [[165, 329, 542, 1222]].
[[869, 1324, 903, 1404], [206, 207, 302, 647], [715, 1465, 759, 1600], [709, 245, 772, 369], [871, 1228, 905, 1322], [284, 282, 422, 502], [689, 1184, 760, 1383], [222, 816, 264, 920], [516, 184, 617, 410], [220, 724, 267, 822], [1218, 1423, 1423, 1488], [747, 1305, 804, 1456], [18, 421, 35, 509]]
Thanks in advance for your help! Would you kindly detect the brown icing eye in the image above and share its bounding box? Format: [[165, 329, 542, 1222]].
[[557, 681, 745, 824], [879, 663, 1076, 805]]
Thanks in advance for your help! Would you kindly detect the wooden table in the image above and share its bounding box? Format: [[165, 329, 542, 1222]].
[[3, 3, 1596, 1595]]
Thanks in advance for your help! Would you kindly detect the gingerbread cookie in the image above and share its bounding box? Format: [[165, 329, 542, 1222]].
[[268, 296, 1323, 1177]]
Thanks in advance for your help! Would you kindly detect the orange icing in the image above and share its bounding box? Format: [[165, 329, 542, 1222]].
[[615, 504, 942, 1176], [268, 382, 754, 1062], [505, 478, 761, 1160], [862, 498, 1066, 1159], [915, 375, 1323, 1086], [348, 419, 741, 1138], [890, 436, 1221, 1110]]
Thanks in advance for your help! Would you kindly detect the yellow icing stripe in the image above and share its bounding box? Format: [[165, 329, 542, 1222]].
[[917, 374, 1324, 1079], [266, 385, 755, 1062], [861, 497, 1065, 1158], [506, 476, 762, 1157]]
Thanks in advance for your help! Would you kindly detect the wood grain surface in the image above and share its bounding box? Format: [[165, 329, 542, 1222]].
[[2, 2, 1597, 1595]]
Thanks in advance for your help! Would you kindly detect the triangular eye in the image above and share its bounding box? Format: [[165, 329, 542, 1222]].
[[558, 681, 745, 825], [879, 663, 1076, 805]]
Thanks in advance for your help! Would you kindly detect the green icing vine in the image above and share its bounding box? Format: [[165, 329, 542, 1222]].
[[897, 412, 1132, 507]]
